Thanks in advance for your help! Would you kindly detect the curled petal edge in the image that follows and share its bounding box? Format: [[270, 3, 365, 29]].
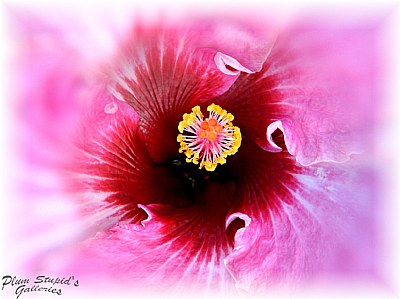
[[114, 204, 160, 234], [225, 212, 251, 229], [137, 204, 153, 227], [265, 120, 286, 153], [214, 52, 255, 75], [264, 119, 360, 166], [224, 212, 255, 292], [225, 212, 254, 251], [265, 119, 315, 165]]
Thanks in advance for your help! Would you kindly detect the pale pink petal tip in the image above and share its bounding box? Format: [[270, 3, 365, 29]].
[[214, 52, 254, 75], [104, 101, 118, 114], [265, 120, 285, 152]]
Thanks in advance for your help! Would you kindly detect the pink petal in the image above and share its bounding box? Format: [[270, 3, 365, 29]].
[[224, 136, 376, 292], [192, 17, 277, 72], [58, 181, 242, 295], [109, 24, 245, 163], [217, 20, 378, 165], [71, 95, 203, 227]]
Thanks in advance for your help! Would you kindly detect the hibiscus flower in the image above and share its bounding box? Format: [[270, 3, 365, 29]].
[[7, 6, 383, 298]]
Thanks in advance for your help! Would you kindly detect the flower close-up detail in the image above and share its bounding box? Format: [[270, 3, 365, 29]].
[[3, 3, 395, 299]]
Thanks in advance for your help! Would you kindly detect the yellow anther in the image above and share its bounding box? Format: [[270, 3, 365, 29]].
[[177, 104, 241, 171]]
